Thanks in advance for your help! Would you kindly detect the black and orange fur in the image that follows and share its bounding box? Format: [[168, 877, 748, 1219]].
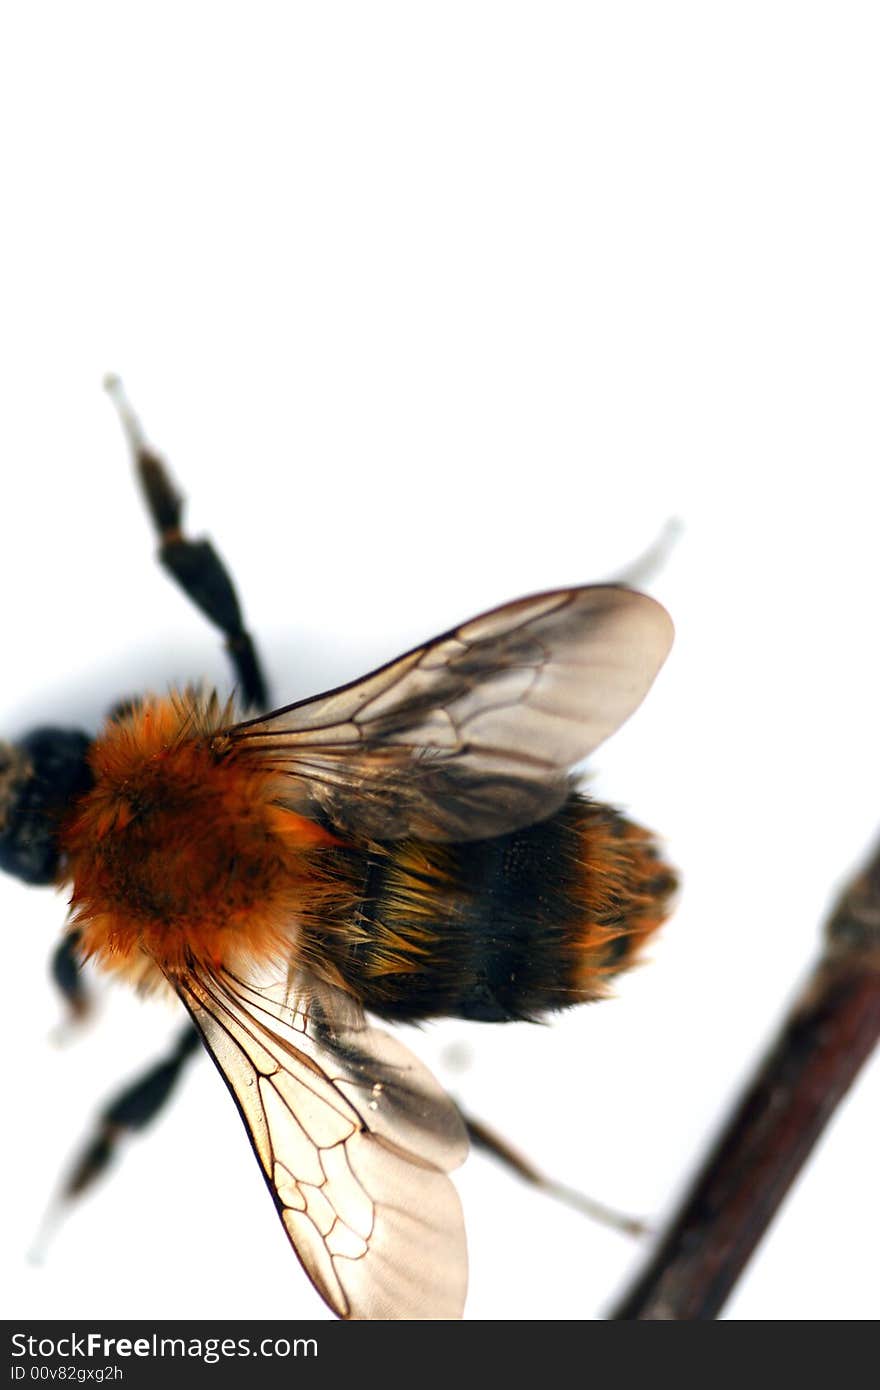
[[61, 690, 675, 1023], [0, 383, 679, 1320]]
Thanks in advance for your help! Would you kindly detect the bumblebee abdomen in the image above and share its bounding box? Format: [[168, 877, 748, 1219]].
[[314, 795, 676, 1023]]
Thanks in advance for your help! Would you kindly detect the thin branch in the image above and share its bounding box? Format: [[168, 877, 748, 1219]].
[[610, 836, 880, 1320]]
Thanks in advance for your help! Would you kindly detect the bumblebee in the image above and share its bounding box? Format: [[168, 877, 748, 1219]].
[[0, 381, 676, 1319]]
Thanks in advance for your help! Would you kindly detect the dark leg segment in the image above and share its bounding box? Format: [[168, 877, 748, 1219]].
[[461, 1110, 649, 1237], [59, 1025, 201, 1203], [50, 930, 90, 1025], [32, 1026, 203, 1260], [104, 375, 269, 710]]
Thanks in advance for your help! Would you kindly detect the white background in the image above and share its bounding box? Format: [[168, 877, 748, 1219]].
[[1, 3, 878, 1322]]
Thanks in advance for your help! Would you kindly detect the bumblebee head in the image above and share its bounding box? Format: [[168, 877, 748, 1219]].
[[0, 728, 93, 884]]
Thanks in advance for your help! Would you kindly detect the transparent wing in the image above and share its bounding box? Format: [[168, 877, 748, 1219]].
[[227, 585, 673, 842], [174, 961, 468, 1320]]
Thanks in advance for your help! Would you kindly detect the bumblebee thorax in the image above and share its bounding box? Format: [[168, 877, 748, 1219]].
[[59, 693, 334, 981]]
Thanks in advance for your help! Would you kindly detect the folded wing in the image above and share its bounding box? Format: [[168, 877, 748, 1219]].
[[175, 962, 468, 1319]]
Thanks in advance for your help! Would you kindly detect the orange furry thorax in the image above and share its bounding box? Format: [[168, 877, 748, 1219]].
[[59, 693, 338, 987]]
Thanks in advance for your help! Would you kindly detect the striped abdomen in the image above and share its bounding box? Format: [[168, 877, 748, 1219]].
[[306, 794, 676, 1023]]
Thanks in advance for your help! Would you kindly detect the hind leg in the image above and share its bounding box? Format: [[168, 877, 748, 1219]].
[[35, 1025, 201, 1255], [104, 375, 269, 710], [461, 1110, 649, 1237]]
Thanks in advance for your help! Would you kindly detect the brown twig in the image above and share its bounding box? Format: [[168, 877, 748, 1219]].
[[610, 837, 880, 1320]]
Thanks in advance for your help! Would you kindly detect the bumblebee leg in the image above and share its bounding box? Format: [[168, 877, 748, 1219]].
[[461, 1110, 649, 1238], [55, 1026, 200, 1208], [104, 376, 269, 710], [609, 517, 683, 590], [50, 930, 91, 1027]]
